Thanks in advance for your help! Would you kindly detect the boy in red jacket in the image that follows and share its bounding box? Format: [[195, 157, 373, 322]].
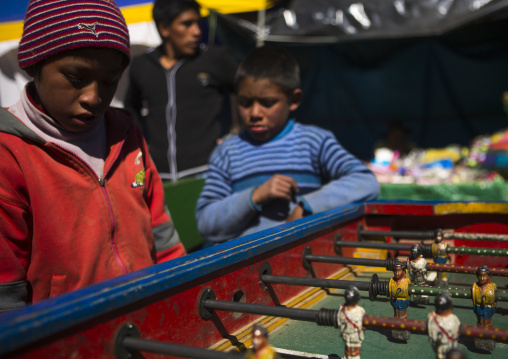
[[0, 0, 185, 312]]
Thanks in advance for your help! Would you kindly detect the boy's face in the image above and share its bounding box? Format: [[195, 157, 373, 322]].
[[159, 9, 201, 58], [32, 48, 124, 133], [237, 77, 301, 142]]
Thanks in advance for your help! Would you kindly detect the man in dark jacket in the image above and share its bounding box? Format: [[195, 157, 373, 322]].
[[125, 0, 238, 181]]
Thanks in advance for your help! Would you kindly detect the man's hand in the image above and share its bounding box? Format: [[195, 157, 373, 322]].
[[251, 174, 298, 206]]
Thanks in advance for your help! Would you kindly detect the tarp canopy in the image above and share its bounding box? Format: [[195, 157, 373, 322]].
[[216, 0, 508, 43]]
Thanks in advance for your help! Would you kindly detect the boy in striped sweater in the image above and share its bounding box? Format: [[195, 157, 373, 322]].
[[196, 46, 380, 244]]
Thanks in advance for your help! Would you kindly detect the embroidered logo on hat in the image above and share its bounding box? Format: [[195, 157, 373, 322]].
[[78, 22, 100, 37]]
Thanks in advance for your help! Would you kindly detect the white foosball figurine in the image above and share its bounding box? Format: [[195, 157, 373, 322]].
[[428, 292, 460, 359], [338, 286, 365, 359], [407, 245, 428, 304]]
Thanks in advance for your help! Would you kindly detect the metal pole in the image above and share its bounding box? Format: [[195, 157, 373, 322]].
[[260, 274, 371, 291], [203, 301, 508, 343], [336, 240, 413, 251], [363, 315, 508, 343], [358, 229, 508, 242], [204, 299, 339, 327], [427, 263, 508, 277], [256, 7, 266, 47], [447, 246, 508, 256], [410, 285, 508, 302], [305, 254, 386, 268], [335, 240, 508, 257], [358, 229, 437, 240], [123, 337, 243, 359], [305, 253, 508, 277], [443, 232, 508, 242]]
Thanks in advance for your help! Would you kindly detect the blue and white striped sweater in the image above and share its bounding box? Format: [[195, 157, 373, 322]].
[[196, 120, 380, 242]]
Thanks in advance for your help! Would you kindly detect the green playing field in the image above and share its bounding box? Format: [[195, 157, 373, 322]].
[[268, 270, 508, 359]]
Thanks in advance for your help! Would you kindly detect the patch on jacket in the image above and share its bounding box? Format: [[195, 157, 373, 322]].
[[132, 169, 145, 188], [197, 72, 210, 87]]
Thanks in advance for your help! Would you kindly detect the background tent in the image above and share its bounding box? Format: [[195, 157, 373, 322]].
[[214, 0, 508, 160]]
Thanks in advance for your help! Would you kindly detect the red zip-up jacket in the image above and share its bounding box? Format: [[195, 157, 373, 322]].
[[0, 105, 185, 311]]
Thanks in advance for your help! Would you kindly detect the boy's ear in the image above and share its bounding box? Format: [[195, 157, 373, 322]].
[[289, 88, 303, 112]]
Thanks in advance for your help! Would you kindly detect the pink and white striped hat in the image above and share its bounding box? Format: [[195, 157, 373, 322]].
[[18, 0, 130, 69]]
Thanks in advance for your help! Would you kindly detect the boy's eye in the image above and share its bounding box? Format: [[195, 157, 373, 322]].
[[258, 98, 278, 108], [238, 97, 254, 108], [65, 75, 84, 85], [181, 20, 197, 28]]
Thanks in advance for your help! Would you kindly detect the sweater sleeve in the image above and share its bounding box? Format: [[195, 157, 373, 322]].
[[195, 147, 260, 242], [299, 133, 380, 214], [141, 134, 186, 261]]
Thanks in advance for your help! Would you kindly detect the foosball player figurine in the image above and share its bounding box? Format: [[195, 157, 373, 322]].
[[432, 230, 449, 287], [471, 265, 497, 351], [389, 260, 411, 340], [246, 324, 280, 359], [427, 292, 460, 359], [407, 244, 428, 304], [338, 286, 365, 359]]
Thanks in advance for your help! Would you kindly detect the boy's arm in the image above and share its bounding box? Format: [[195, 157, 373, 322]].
[[298, 134, 380, 214], [195, 148, 261, 242], [0, 148, 30, 312]]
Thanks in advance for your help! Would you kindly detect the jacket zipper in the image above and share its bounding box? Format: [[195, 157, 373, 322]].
[[165, 60, 185, 182], [51, 143, 129, 275]]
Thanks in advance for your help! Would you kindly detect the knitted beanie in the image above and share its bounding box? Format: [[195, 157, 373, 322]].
[[18, 0, 130, 70]]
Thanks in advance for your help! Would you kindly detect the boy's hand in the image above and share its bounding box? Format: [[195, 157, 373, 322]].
[[286, 203, 304, 222], [251, 174, 298, 206]]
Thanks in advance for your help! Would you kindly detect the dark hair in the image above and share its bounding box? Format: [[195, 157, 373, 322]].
[[434, 292, 453, 314], [476, 265, 491, 277], [393, 260, 406, 271], [152, 0, 200, 27], [252, 324, 268, 338], [344, 286, 361, 306], [235, 46, 301, 98], [409, 245, 422, 260]]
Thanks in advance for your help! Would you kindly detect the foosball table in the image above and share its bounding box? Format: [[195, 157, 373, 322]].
[[1, 201, 507, 359]]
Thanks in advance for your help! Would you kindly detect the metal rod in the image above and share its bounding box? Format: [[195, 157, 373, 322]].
[[336, 241, 413, 251], [260, 274, 371, 291], [443, 232, 508, 242], [359, 229, 437, 240], [427, 263, 508, 277], [358, 229, 508, 242], [363, 315, 508, 343], [203, 301, 508, 343], [305, 254, 386, 269], [447, 246, 508, 256], [205, 299, 318, 322], [306, 254, 508, 277], [123, 337, 243, 359], [335, 240, 508, 257], [410, 285, 508, 302]]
